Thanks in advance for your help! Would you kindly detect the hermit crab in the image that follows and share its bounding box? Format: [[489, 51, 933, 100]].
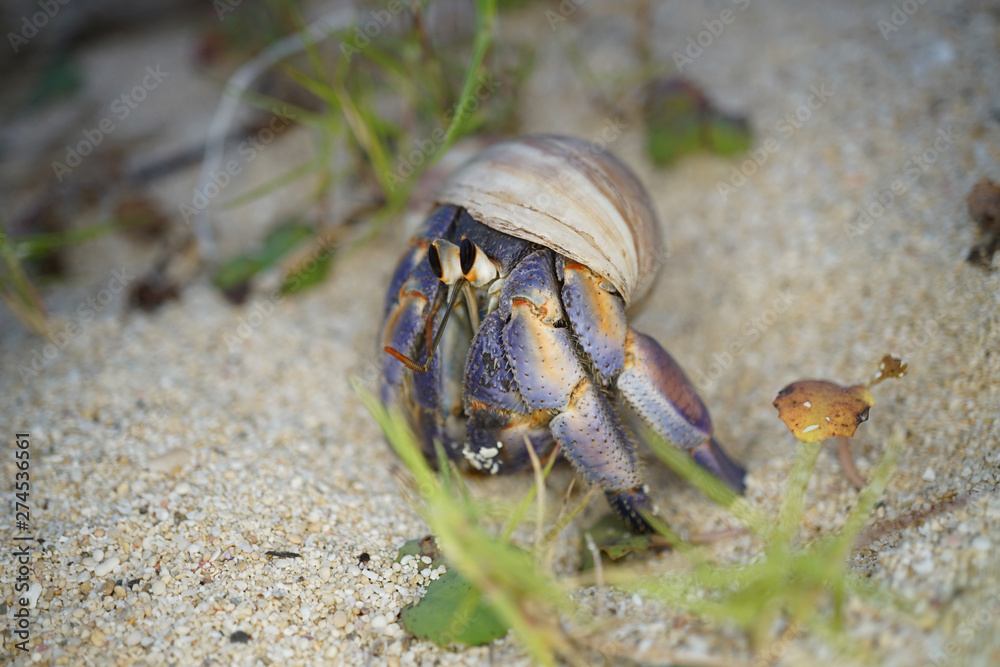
[[380, 135, 745, 533]]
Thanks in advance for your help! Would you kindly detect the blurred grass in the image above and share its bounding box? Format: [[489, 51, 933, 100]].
[[0, 218, 138, 335], [211, 0, 511, 297], [4, 0, 516, 333], [357, 374, 906, 664], [356, 383, 574, 665]]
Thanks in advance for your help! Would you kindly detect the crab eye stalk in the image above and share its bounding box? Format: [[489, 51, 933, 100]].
[[427, 244, 444, 280], [459, 238, 498, 286], [459, 238, 476, 275], [428, 239, 463, 284]]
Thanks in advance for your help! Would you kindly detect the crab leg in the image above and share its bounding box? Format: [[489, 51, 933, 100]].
[[499, 249, 655, 532], [559, 258, 744, 500], [379, 261, 440, 408], [380, 205, 464, 456], [617, 330, 746, 493], [462, 310, 553, 473]]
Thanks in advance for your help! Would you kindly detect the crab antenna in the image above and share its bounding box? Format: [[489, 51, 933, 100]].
[[384, 277, 467, 373]]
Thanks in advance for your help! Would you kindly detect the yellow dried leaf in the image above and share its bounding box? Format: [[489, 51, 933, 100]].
[[871, 355, 907, 385], [773, 380, 875, 443]]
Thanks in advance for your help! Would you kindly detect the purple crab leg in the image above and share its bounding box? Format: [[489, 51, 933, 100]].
[[617, 330, 746, 493], [380, 262, 438, 410], [550, 379, 654, 532], [462, 310, 554, 473], [380, 205, 466, 458], [556, 256, 627, 383], [500, 249, 655, 532]]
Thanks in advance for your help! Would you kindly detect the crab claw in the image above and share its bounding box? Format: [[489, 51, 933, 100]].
[[605, 487, 657, 534], [691, 437, 747, 494], [618, 330, 746, 494]]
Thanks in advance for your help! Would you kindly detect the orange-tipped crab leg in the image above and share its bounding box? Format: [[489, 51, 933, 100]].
[[617, 330, 746, 493], [494, 249, 655, 532]]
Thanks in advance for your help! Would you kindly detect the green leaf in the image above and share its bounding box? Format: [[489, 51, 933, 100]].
[[395, 535, 445, 569], [281, 251, 331, 294], [580, 513, 652, 570], [213, 256, 264, 291], [643, 77, 753, 166], [29, 54, 83, 108], [401, 568, 509, 647], [213, 220, 313, 292], [646, 125, 703, 167], [257, 221, 314, 265], [705, 114, 753, 156]]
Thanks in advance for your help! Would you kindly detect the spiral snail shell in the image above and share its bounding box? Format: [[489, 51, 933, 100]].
[[434, 134, 664, 307]]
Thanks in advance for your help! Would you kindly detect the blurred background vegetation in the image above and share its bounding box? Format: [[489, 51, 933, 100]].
[[0, 0, 750, 335]]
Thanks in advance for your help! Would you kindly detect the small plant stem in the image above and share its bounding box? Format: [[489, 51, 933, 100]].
[[833, 428, 904, 559], [830, 577, 845, 631], [500, 445, 558, 544], [0, 232, 48, 334], [541, 484, 598, 545], [775, 441, 823, 547], [688, 527, 748, 544], [836, 436, 866, 490], [524, 436, 546, 547], [433, 0, 496, 161], [194, 7, 355, 260]]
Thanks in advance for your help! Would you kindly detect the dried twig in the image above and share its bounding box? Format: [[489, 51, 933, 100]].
[[193, 8, 356, 260]]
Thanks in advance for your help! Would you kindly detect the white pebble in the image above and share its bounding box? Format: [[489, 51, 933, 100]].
[[147, 447, 190, 473], [912, 558, 934, 574], [922, 468, 936, 482], [972, 536, 991, 551], [94, 556, 119, 577], [25, 582, 42, 608], [151, 580, 166, 595], [371, 615, 388, 629], [125, 631, 142, 646], [332, 611, 348, 628]]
